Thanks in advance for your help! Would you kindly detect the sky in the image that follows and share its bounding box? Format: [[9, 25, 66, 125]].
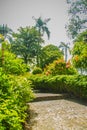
[[0, 0, 70, 46]]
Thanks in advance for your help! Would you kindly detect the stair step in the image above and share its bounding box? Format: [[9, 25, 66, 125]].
[[33, 93, 69, 102]]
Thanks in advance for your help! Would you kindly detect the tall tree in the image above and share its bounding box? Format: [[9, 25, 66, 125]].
[[66, 0, 87, 39], [33, 16, 51, 66], [33, 16, 50, 39], [0, 24, 13, 42], [59, 42, 70, 62], [11, 26, 43, 64]]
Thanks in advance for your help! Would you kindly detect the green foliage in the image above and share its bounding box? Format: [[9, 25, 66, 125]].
[[74, 30, 87, 42], [66, 0, 87, 39], [29, 74, 87, 99], [0, 24, 13, 42], [0, 68, 34, 129], [33, 16, 51, 67], [11, 26, 43, 64], [44, 59, 77, 75], [33, 16, 50, 39], [32, 67, 42, 74], [40, 44, 63, 68], [1, 51, 29, 75], [0, 99, 23, 130], [72, 41, 87, 70]]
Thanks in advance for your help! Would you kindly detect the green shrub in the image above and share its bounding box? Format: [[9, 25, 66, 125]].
[[3, 51, 29, 75], [65, 75, 87, 98], [0, 99, 23, 130], [0, 68, 34, 130], [29, 74, 87, 99], [44, 59, 77, 75], [28, 75, 67, 93], [32, 67, 42, 74]]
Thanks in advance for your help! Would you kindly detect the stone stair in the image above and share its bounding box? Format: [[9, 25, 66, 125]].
[[33, 92, 69, 102]]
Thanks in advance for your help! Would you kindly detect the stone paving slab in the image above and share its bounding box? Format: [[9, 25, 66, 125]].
[[28, 99, 87, 130]]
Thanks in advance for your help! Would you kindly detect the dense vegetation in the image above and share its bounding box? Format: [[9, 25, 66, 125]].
[[0, 35, 34, 129], [66, 0, 87, 39], [28, 74, 87, 99], [0, 9, 87, 129], [0, 68, 34, 130]]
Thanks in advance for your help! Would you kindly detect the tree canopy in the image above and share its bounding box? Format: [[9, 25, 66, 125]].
[[66, 0, 87, 39], [0, 24, 13, 42], [33, 16, 50, 39], [40, 44, 63, 68], [11, 26, 43, 64]]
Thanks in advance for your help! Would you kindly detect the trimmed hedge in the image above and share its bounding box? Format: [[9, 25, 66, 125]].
[[29, 74, 87, 99]]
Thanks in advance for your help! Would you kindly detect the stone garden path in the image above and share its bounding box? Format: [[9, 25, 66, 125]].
[[27, 93, 87, 130]]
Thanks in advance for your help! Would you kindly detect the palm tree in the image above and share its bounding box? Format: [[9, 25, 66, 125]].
[[32, 16, 51, 66], [59, 42, 70, 62], [32, 16, 50, 39], [0, 24, 13, 65], [0, 24, 13, 41]]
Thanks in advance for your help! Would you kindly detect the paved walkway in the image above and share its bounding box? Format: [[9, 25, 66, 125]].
[[26, 93, 87, 130]]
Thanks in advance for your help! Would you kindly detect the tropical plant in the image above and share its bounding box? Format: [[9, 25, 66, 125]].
[[0, 24, 13, 42], [59, 42, 70, 62], [44, 59, 77, 75], [11, 26, 43, 64], [33, 16, 50, 66], [33, 16, 50, 39]]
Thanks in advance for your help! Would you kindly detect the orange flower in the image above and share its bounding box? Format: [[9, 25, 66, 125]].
[[74, 55, 79, 61], [45, 70, 51, 76], [66, 64, 70, 68], [66, 60, 71, 68]]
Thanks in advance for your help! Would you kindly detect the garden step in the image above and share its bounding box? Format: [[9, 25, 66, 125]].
[[33, 89, 41, 93], [33, 93, 69, 102]]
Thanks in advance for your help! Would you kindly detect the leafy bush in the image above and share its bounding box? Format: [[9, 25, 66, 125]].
[[72, 41, 87, 70], [1, 51, 29, 75], [32, 67, 42, 74], [0, 99, 23, 130], [0, 68, 34, 130], [29, 74, 87, 99], [65, 75, 87, 98], [44, 59, 77, 75], [29, 75, 67, 93]]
